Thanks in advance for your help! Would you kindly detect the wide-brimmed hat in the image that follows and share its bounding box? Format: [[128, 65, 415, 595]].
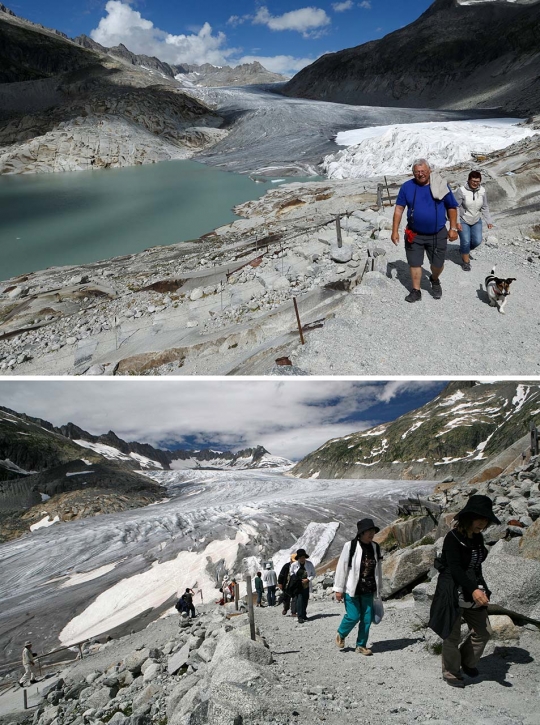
[[357, 518, 380, 535], [295, 548, 309, 559], [455, 495, 500, 525], [24, 641, 32, 646]]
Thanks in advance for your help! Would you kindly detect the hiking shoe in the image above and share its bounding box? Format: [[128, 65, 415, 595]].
[[355, 646, 373, 656], [297, 618, 305, 624], [405, 289, 422, 303], [282, 608, 288, 615], [444, 677, 465, 688], [336, 633, 345, 649], [429, 275, 442, 299], [462, 665, 479, 678], [462, 262, 471, 271]]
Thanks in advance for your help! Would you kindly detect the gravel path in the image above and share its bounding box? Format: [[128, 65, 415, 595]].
[[292, 237, 540, 376], [256, 596, 540, 725]]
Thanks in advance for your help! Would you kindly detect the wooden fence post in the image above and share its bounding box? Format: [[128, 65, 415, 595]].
[[245, 575, 256, 641], [335, 215, 342, 248], [235, 579, 239, 611], [23, 688, 28, 709], [293, 298, 305, 345]]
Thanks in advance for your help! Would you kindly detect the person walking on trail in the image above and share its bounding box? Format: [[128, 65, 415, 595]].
[[334, 518, 384, 656], [19, 641, 38, 687], [182, 588, 196, 618], [278, 553, 297, 616], [262, 563, 278, 606], [254, 571, 265, 607], [428, 495, 499, 688], [288, 549, 316, 624], [454, 170, 494, 271], [391, 159, 459, 303]]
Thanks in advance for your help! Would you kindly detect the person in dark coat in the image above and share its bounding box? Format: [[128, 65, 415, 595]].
[[428, 495, 500, 688], [254, 571, 265, 607], [278, 553, 297, 616], [182, 588, 196, 618]]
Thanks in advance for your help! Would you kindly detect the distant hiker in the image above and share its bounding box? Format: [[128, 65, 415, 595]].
[[183, 588, 196, 618], [278, 553, 298, 616], [428, 495, 500, 688], [288, 549, 316, 623], [175, 594, 190, 616], [19, 641, 38, 687], [334, 518, 384, 656], [262, 563, 278, 606], [454, 170, 494, 271], [392, 159, 459, 302], [254, 571, 265, 607]]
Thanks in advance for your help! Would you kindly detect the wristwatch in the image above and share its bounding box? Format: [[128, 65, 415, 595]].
[[450, 227, 459, 232]]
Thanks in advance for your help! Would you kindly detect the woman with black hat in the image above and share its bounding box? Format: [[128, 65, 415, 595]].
[[333, 518, 384, 655], [288, 549, 316, 623], [429, 495, 500, 687]]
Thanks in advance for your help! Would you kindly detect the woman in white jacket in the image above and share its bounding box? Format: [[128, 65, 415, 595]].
[[455, 170, 494, 271], [333, 518, 383, 655]]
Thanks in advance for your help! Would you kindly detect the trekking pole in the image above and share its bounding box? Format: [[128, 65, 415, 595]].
[[245, 575, 256, 641]]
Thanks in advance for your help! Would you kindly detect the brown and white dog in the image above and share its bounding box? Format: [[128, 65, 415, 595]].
[[485, 267, 516, 314]]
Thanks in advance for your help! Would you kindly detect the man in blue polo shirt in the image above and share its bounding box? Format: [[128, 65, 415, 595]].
[[391, 159, 459, 303]]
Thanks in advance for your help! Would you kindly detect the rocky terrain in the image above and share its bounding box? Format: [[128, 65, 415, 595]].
[[283, 0, 540, 115], [175, 62, 286, 88], [1, 453, 539, 724], [0, 6, 226, 174], [292, 381, 540, 481]]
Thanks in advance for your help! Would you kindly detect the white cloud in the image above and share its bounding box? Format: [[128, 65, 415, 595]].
[[237, 54, 315, 75], [90, 1, 236, 65], [227, 14, 249, 27], [0, 381, 444, 461], [253, 5, 331, 38], [332, 1, 354, 11], [359, 1, 372, 8]]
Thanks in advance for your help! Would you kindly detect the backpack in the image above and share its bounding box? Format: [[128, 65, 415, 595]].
[[347, 538, 382, 568], [175, 597, 188, 613]]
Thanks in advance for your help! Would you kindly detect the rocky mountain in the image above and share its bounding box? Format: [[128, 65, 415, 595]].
[[0, 5, 225, 174], [175, 61, 287, 87], [283, 0, 540, 114], [292, 381, 540, 481]]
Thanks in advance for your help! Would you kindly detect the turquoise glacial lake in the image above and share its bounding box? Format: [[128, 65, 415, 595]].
[[0, 160, 317, 281]]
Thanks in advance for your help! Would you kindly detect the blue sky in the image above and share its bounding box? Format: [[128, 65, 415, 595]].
[[8, 0, 435, 74], [0, 380, 447, 459]]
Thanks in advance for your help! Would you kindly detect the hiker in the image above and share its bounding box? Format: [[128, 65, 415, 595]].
[[19, 641, 38, 687], [288, 549, 316, 623], [334, 518, 384, 655], [262, 563, 278, 606], [254, 571, 265, 607], [278, 553, 298, 616], [428, 495, 500, 688], [183, 588, 196, 618], [391, 159, 459, 303], [454, 170, 494, 271]]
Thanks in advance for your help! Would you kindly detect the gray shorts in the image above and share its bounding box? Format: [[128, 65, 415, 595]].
[[405, 228, 448, 268]]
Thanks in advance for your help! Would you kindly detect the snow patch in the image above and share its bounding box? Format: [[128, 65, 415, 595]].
[[60, 563, 117, 589], [30, 515, 60, 531], [271, 522, 339, 579], [324, 119, 537, 179]]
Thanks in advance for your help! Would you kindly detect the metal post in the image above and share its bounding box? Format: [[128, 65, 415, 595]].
[[376, 184, 384, 209], [235, 579, 239, 611], [23, 689, 28, 709], [245, 575, 256, 641], [384, 176, 393, 207], [78, 643, 83, 660], [335, 215, 342, 248], [114, 316, 118, 350], [293, 298, 305, 345]]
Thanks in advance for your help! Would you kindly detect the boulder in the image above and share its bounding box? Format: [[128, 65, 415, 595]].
[[196, 637, 217, 663], [412, 579, 437, 626], [207, 682, 271, 725], [133, 683, 161, 709], [209, 657, 276, 688], [330, 244, 353, 263], [208, 630, 272, 672], [489, 615, 521, 640], [519, 518, 540, 560], [435, 513, 458, 539], [382, 544, 436, 597], [168, 643, 190, 675], [124, 649, 151, 675], [167, 673, 201, 718], [81, 687, 114, 710], [392, 516, 436, 548], [142, 663, 161, 682], [482, 540, 540, 621]]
